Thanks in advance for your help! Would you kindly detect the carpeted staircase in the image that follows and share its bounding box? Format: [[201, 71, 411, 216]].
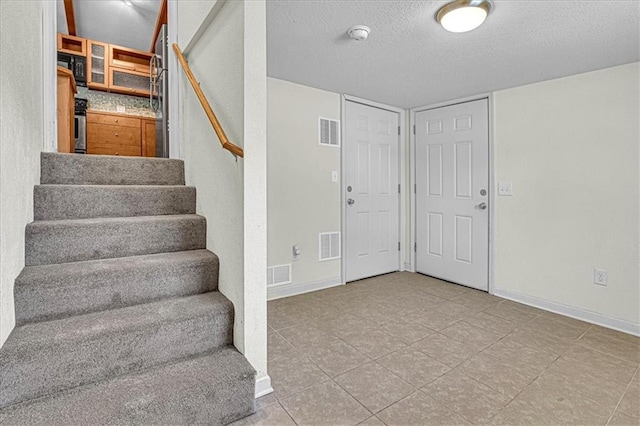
[[0, 153, 256, 425]]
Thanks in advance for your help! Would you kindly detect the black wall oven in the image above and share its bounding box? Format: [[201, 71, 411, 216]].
[[57, 52, 87, 87]]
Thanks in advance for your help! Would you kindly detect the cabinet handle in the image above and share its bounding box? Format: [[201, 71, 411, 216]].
[[115, 133, 119, 137], [115, 119, 119, 123]]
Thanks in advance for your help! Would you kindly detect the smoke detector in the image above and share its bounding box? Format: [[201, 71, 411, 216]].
[[348, 25, 370, 41]]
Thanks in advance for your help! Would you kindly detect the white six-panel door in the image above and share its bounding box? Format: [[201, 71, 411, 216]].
[[415, 99, 489, 291], [345, 101, 400, 282]]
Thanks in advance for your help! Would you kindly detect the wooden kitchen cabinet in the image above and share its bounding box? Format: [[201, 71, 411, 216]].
[[57, 33, 86, 56], [87, 40, 109, 90], [86, 111, 156, 157], [57, 66, 77, 153], [141, 119, 157, 157], [61, 36, 153, 98], [107, 44, 153, 97], [108, 68, 152, 97], [109, 45, 152, 74]]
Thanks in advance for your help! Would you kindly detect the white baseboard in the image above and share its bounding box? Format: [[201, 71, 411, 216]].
[[255, 375, 273, 398], [267, 277, 343, 300], [493, 288, 640, 337]]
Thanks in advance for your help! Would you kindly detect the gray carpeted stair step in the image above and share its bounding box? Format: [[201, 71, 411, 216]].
[[0, 292, 234, 408], [25, 214, 206, 266], [0, 346, 255, 425], [40, 152, 185, 186], [14, 250, 219, 325], [34, 185, 196, 221]]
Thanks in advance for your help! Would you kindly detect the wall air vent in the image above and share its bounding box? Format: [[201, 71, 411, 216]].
[[319, 232, 341, 261], [319, 117, 340, 147], [267, 264, 291, 286]]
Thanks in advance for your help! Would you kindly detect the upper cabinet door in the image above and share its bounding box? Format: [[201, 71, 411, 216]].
[[87, 40, 109, 91], [57, 33, 87, 56], [109, 45, 153, 74], [108, 68, 151, 97], [107, 44, 153, 97]]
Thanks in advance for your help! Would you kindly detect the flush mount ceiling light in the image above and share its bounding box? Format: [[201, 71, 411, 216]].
[[123, 0, 133, 6], [436, 0, 492, 33], [348, 25, 371, 41]]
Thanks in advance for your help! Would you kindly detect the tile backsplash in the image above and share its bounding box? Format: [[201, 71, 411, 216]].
[[77, 87, 155, 118]]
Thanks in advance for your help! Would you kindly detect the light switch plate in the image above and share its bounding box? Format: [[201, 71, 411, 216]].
[[498, 182, 513, 196], [331, 171, 338, 182]]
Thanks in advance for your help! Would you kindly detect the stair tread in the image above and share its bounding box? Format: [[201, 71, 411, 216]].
[[25, 214, 207, 266], [17, 249, 217, 290], [15, 250, 220, 324], [27, 213, 205, 227], [40, 152, 185, 186], [36, 184, 194, 189], [35, 183, 195, 190], [3, 292, 232, 353], [0, 346, 256, 425]]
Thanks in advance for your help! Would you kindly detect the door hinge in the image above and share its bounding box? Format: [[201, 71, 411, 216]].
[[413, 124, 416, 135], [414, 242, 417, 252], [398, 184, 401, 194], [414, 183, 416, 193], [398, 242, 401, 251]]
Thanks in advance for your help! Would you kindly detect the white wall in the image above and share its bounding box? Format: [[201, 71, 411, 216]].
[[267, 78, 342, 298], [177, 0, 268, 392], [0, 0, 46, 347], [242, 0, 268, 396], [493, 62, 640, 333]]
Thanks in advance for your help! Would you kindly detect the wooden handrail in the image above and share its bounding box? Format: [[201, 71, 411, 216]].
[[172, 43, 244, 158]]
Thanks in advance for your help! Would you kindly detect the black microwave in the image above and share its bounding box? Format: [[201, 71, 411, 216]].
[[57, 52, 87, 87]]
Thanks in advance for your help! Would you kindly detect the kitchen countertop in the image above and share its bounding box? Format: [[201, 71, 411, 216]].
[[78, 86, 156, 118], [86, 109, 157, 119], [57, 66, 77, 94]]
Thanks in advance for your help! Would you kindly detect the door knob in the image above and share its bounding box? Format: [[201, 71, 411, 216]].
[[476, 202, 487, 210], [347, 198, 355, 206]]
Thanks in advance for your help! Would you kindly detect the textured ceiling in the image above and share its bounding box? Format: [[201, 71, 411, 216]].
[[57, 0, 161, 52], [267, 0, 640, 108]]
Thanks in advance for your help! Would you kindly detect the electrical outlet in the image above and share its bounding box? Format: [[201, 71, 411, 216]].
[[498, 182, 513, 196], [594, 269, 608, 286]]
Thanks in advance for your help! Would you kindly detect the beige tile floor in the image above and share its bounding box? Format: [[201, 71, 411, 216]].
[[233, 272, 640, 426]]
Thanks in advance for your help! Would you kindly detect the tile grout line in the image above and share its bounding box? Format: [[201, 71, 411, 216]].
[[275, 400, 300, 426], [604, 365, 639, 425]]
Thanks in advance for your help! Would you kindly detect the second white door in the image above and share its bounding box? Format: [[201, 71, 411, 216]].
[[345, 101, 400, 282], [415, 99, 489, 291]]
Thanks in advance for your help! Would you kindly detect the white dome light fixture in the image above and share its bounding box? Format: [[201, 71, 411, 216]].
[[436, 0, 492, 33], [348, 25, 371, 41]]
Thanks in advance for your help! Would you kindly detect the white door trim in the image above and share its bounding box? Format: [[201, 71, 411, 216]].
[[410, 93, 495, 294], [43, 0, 57, 153], [167, 0, 181, 159], [340, 94, 406, 285]]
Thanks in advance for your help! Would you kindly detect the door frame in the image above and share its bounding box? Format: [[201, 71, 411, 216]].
[[409, 93, 496, 294], [340, 94, 406, 285], [42, 1, 182, 158], [43, 0, 57, 152]]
